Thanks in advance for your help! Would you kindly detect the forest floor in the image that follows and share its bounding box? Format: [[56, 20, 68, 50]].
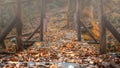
[[0, 10, 120, 68]]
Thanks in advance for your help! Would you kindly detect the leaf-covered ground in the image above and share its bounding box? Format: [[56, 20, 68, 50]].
[[0, 12, 120, 68]]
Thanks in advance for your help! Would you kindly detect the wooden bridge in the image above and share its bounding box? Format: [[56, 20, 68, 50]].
[[0, 0, 120, 54]]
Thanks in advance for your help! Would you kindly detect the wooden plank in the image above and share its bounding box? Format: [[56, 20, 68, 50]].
[[6, 31, 40, 39], [26, 25, 41, 41], [76, 0, 81, 41], [0, 41, 6, 49], [87, 41, 99, 44], [100, 16, 107, 54], [16, 18, 23, 51], [99, 0, 107, 54], [5, 31, 40, 39], [0, 19, 17, 42], [67, 0, 76, 29], [15, 0, 23, 51], [80, 20, 98, 42], [0, 17, 17, 49], [39, 0, 45, 41], [44, 1, 47, 33], [67, 0, 70, 28], [104, 16, 120, 43]]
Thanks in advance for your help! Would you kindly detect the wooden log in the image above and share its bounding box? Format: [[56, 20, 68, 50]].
[[0, 17, 17, 48], [76, 0, 81, 41], [104, 16, 120, 43], [39, 0, 45, 41], [26, 25, 41, 41], [80, 20, 98, 42], [99, 0, 107, 54], [6, 31, 40, 39], [44, 1, 47, 33], [16, 18, 23, 51], [67, 0, 76, 29], [100, 16, 107, 54], [23, 40, 35, 49], [67, 0, 70, 29], [0, 41, 6, 49], [87, 41, 99, 44], [16, 0, 23, 51], [0, 19, 17, 42]]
